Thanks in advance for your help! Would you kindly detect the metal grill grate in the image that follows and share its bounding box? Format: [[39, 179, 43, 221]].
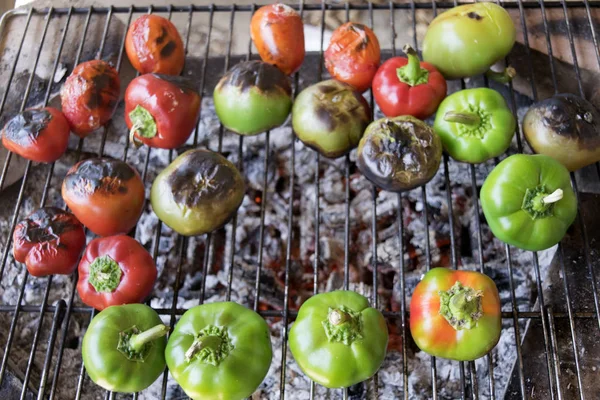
[[0, 1, 598, 399]]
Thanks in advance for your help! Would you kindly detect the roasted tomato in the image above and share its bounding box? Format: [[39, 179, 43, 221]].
[[61, 158, 145, 237], [13, 207, 86, 277], [125, 74, 201, 149], [60, 60, 121, 137], [1, 107, 70, 163], [77, 235, 157, 310], [324, 22, 381, 93], [250, 3, 305, 75], [125, 15, 185, 75]]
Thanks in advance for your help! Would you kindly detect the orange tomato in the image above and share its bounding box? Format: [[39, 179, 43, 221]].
[[324, 22, 381, 92]]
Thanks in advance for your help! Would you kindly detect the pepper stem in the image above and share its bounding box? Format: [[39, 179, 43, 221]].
[[128, 123, 144, 148], [542, 189, 563, 204], [439, 281, 483, 330], [328, 309, 349, 325], [128, 105, 157, 148], [129, 324, 169, 352], [88, 255, 122, 293], [185, 335, 223, 363], [443, 111, 481, 126], [485, 66, 517, 84], [396, 44, 429, 86]]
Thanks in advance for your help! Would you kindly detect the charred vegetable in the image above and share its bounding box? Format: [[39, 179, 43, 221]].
[[60, 60, 120, 137], [62, 158, 145, 237], [151, 149, 245, 236], [523, 93, 600, 171], [292, 80, 371, 158], [214, 60, 292, 135], [357, 116, 442, 192]]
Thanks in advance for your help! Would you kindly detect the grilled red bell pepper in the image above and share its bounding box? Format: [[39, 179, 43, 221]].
[[13, 207, 86, 277], [77, 235, 157, 310], [373, 45, 446, 120], [410, 267, 501, 361]]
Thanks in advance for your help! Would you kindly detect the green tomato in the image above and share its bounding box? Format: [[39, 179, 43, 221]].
[[82, 304, 168, 393], [433, 88, 516, 164], [214, 60, 292, 135], [292, 79, 371, 158], [480, 154, 577, 251], [151, 149, 245, 236], [422, 3, 516, 79], [289, 291, 388, 388], [165, 302, 272, 400]]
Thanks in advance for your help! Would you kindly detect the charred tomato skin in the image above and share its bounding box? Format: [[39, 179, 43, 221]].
[[214, 60, 292, 135], [292, 80, 371, 158], [77, 235, 157, 310], [125, 74, 201, 149], [61, 158, 145, 237], [2, 107, 70, 163], [325, 22, 381, 93], [13, 207, 86, 277], [60, 60, 121, 137], [125, 14, 185, 75], [250, 3, 305, 76], [151, 149, 245, 236], [523, 93, 600, 171], [357, 116, 442, 192]]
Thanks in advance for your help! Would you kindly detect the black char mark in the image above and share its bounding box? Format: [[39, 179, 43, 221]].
[[151, 74, 198, 94], [18, 207, 79, 243], [3, 109, 52, 145], [467, 12, 483, 20], [85, 62, 119, 110], [64, 158, 136, 196], [156, 26, 168, 44], [160, 41, 177, 58], [218, 60, 291, 95]]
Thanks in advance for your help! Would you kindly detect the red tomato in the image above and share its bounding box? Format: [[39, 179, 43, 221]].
[[373, 47, 447, 120], [125, 15, 185, 75], [60, 60, 121, 137], [250, 3, 305, 75], [324, 22, 381, 93], [125, 74, 201, 149], [61, 158, 145, 237], [1, 107, 70, 162], [13, 207, 86, 277], [77, 235, 157, 310]]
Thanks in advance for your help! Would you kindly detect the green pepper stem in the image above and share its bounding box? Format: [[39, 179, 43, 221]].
[[485, 66, 517, 84], [129, 324, 169, 352], [129, 123, 144, 149], [396, 44, 429, 87], [443, 111, 481, 126], [439, 281, 483, 330], [185, 335, 223, 363], [88, 255, 122, 293], [128, 105, 157, 148], [542, 188, 563, 204], [328, 309, 350, 326]]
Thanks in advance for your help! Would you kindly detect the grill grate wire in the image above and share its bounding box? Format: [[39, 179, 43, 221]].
[[0, 1, 597, 399]]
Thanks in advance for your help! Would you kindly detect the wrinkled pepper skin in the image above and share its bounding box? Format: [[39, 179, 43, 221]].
[[60, 60, 120, 137], [125, 15, 185, 75], [250, 3, 305, 76], [422, 3, 516, 79], [13, 207, 86, 277], [151, 149, 245, 236], [82, 304, 168, 393], [410, 268, 501, 361], [289, 291, 388, 388], [214, 60, 292, 136], [433, 88, 516, 164], [480, 154, 577, 251], [166, 302, 272, 400]]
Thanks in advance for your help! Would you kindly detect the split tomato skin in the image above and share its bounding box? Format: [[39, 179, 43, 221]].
[[250, 3, 305, 75], [77, 235, 157, 310], [60, 60, 120, 137], [13, 207, 86, 277], [1, 107, 70, 163], [125, 15, 185, 75], [61, 158, 145, 237], [410, 268, 501, 361], [125, 74, 201, 149], [325, 22, 381, 93]]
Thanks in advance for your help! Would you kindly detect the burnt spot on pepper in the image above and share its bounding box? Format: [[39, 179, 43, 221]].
[[16, 207, 80, 244], [151, 74, 198, 94], [166, 149, 244, 208], [160, 41, 177, 58], [216, 60, 291, 95], [467, 12, 483, 20], [155, 26, 168, 44], [3, 109, 52, 145], [64, 158, 137, 196], [311, 81, 370, 133]]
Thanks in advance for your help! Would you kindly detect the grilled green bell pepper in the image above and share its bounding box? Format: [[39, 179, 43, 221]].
[[433, 88, 516, 164], [480, 154, 577, 251], [165, 302, 272, 400], [82, 304, 169, 393], [289, 290, 388, 388]]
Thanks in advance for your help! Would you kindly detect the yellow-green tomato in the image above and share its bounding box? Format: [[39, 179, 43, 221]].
[[422, 3, 516, 79]]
